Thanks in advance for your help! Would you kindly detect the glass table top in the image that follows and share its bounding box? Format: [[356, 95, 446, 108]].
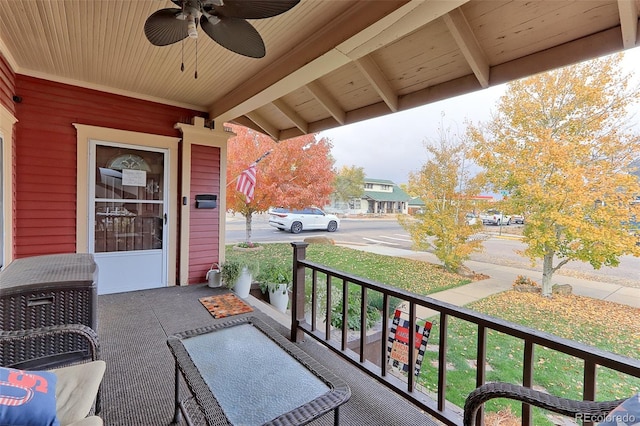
[[182, 323, 330, 425]]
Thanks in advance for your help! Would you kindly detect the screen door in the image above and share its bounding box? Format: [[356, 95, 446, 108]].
[[90, 142, 168, 294]]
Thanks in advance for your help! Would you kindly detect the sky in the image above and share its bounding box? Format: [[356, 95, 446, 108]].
[[319, 47, 640, 185]]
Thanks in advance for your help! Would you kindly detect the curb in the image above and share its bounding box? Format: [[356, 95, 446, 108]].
[[491, 234, 523, 241]]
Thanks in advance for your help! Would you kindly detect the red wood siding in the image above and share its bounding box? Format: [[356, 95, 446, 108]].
[[0, 53, 15, 114], [13, 75, 204, 258], [188, 144, 221, 284]]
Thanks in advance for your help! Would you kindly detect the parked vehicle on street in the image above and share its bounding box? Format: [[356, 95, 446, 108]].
[[512, 214, 525, 224], [268, 207, 340, 234], [480, 210, 511, 225], [465, 213, 478, 225]]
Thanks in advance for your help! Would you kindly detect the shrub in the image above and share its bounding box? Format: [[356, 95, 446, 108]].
[[236, 241, 260, 248], [513, 275, 538, 287], [257, 262, 292, 293], [330, 287, 382, 331], [368, 290, 403, 317]]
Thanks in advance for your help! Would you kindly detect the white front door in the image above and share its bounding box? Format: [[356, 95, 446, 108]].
[[89, 142, 168, 294]]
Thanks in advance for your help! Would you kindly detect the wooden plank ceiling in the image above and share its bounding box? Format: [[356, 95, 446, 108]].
[[0, 0, 638, 141]]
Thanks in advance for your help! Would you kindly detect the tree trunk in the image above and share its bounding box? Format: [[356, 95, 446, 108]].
[[244, 213, 253, 242], [541, 252, 554, 297]]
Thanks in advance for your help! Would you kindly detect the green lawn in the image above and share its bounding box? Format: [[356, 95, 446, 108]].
[[225, 243, 471, 294], [418, 292, 640, 424], [225, 243, 640, 424]]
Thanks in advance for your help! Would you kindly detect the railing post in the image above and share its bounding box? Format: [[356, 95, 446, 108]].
[[475, 325, 487, 426], [522, 341, 535, 426], [583, 360, 597, 426], [291, 242, 309, 342], [437, 312, 448, 412]]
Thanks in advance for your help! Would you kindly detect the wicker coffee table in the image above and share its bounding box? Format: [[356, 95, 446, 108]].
[[167, 316, 350, 426]]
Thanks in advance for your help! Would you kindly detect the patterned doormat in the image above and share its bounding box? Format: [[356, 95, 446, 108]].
[[199, 293, 254, 319]]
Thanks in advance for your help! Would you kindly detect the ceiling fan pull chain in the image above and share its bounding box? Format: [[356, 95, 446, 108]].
[[181, 39, 185, 72], [195, 39, 198, 79]]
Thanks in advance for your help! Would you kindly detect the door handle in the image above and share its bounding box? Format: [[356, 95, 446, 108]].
[[164, 213, 167, 225]]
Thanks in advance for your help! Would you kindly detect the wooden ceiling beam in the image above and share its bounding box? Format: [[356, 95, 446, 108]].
[[231, 116, 272, 137], [340, 0, 469, 59], [354, 55, 398, 112], [490, 26, 623, 85], [210, 0, 464, 124], [278, 25, 626, 141], [306, 81, 346, 125], [618, 0, 639, 48], [442, 8, 490, 88], [210, 0, 411, 123], [272, 99, 309, 134], [245, 111, 280, 140]]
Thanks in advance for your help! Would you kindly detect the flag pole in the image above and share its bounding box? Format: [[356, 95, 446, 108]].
[[253, 149, 271, 164], [227, 150, 272, 187]]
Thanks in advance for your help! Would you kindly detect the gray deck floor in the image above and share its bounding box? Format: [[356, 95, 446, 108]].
[[97, 284, 442, 425]]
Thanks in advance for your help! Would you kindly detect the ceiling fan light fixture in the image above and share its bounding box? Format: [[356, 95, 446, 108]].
[[187, 15, 198, 38]]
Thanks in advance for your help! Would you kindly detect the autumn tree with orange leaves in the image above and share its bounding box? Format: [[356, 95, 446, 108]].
[[469, 55, 640, 296], [226, 124, 336, 242]]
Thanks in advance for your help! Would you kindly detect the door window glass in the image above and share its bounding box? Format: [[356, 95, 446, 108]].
[[94, 146, 164, 253]]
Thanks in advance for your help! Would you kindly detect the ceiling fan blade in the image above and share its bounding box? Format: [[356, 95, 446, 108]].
[[144, 8, 189, 46], [201, 16, 265, 58], [206, 0, 300, 19]]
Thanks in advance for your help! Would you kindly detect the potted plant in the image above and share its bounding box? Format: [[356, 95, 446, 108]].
[[257, 262, 292, 313], [220, 258, 259, 299]]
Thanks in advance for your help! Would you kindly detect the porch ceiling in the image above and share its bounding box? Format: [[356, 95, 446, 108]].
[[0, 0, 638, 141]]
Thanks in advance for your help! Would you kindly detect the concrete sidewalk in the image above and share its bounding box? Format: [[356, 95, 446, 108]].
[[337, 244, 640, 311]]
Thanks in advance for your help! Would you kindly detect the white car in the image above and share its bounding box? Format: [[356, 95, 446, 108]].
[[269, 207, 340, 234], [480, 209, 511, 225], [512, 214, 525, 224]]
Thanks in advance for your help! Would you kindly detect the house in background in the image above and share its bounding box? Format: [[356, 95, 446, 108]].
[[407, 197, 426, 215], [363, 178, 411, 214], [328, 178, 411, 215]]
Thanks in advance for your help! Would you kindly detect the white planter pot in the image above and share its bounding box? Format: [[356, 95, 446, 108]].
[[233, 267, 252, 299], [269, 283, 290, 313]]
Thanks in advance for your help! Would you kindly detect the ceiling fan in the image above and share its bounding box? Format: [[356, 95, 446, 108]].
[[144, 0, 300, 58]]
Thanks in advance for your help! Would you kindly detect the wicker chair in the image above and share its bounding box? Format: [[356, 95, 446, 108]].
[[463, 382, 626, 426], [0, 324, 105, 426]]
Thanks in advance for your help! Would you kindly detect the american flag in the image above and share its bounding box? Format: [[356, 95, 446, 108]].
[[236, 164, 257, 203]]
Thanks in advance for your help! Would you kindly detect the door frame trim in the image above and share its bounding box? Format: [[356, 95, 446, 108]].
[[0, 105, 17, 267], [75, 124, 180, 286]]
